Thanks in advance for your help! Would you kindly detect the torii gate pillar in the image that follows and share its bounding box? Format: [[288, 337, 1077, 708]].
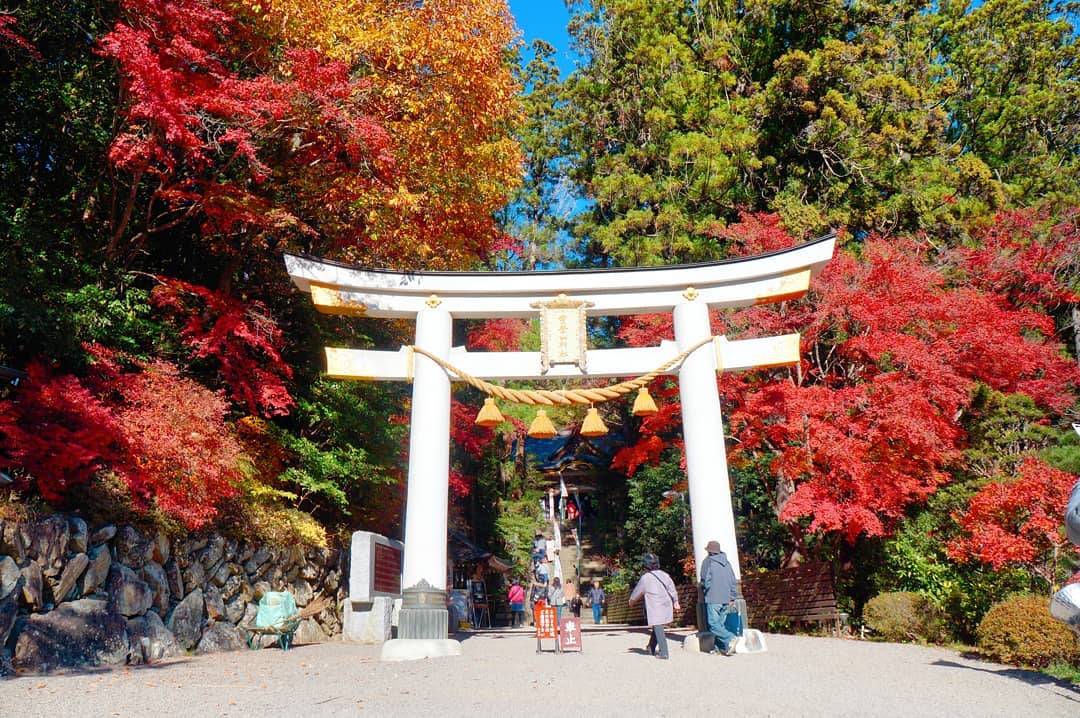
[[675, 299, 739, 579], [401, 306, 452, 593], [395, 306, 454, 641]]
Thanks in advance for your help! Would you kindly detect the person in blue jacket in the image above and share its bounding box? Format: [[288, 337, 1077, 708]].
[[700, 540, 739, 656]]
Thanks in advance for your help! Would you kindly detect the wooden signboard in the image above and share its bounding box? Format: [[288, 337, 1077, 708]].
[[558, 617, 583, 653], [534, 605, 558, 653], [372, 541, 402, 595]]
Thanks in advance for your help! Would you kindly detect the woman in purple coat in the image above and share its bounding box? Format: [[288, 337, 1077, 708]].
[[629, 553, 681, 659]]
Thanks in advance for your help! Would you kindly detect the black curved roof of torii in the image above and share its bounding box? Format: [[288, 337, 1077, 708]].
[[282, 231, 837, 278]]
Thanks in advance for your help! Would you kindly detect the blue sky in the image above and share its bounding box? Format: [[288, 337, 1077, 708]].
[[507, 1, 577, 76]]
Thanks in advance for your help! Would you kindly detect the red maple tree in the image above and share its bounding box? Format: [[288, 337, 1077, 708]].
[[0, 362, 122, 502], [610, 213, 1079, 548], [98, 0, 396, 264], [948, 456, 1078, 583], [89, 347, 244, 528], [151, 278, 294, 417], [0, 346, 245, 529]]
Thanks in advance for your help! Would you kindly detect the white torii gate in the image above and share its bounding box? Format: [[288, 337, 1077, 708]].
[[285, 234, 835, 649]]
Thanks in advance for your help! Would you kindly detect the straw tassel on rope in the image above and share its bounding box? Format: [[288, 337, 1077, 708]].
[[413, 336, 715, 434], [528, 409, 557, 438]]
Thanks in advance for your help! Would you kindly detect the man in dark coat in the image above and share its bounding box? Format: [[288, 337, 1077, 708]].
[[700, 540, 739, 656]]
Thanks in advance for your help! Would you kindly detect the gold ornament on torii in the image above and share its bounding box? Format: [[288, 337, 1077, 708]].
[[530, 294, 594, 373]]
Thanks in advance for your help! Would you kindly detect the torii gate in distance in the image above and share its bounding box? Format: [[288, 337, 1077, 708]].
[[285, 234, 835, 654]]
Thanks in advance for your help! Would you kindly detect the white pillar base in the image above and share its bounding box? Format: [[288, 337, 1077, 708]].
[[379, 638, 463, 662], [681, 629, 768, 655], [735, 629, 768, 654]]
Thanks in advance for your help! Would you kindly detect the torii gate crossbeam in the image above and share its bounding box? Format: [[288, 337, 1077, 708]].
[[285, 233, 835, 652]]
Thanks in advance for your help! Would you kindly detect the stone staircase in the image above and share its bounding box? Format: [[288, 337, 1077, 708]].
[[555, 518, 608, 624]]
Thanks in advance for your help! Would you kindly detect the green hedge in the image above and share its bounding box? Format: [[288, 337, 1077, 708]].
[[977, 595, 1080, 668]]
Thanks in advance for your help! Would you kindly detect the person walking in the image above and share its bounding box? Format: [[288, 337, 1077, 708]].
[[700, 540, 739, 656], [532, 533, 546, 566], [569, 592, 582, 618], [548, 577, 566, 620], [507, 580, 525, 628], [629, 553, 680, 660], [586, 579, 606, 625]]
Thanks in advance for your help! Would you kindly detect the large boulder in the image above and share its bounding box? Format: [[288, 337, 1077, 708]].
[[181, 559, 206, 594], [114, 525, 153, 570], [294, 617, 327, 645], [21, 561, 43, 610], [1, 521, 28, 561], [224, 594, 248, 624], [164, 559, 184, 598], [80, 546, 112, 596], [89, 524, 116, 547], [209, 561, 233, 587], [204, 586, 226, 621], [127, 611, 183, 664], [68, 517, 89, 554], [166, 588, 205, 650], [196, 621, 244, 653], [32, 516, 69, 575], [0, 555, 21, 600], [140, 561, 170, 615], [13, 598, 129, 673], [53, 552, 89, 604], [0, 596, 17, 645], [106, 564, 153, 617]]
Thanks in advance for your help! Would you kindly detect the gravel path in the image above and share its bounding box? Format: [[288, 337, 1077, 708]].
[[4, 627, 1077, 717]]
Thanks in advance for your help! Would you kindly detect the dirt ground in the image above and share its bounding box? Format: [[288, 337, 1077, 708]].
[[4, 626, 1078, 717]]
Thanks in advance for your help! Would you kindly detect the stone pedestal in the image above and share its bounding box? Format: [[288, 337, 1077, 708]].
[[681, 628, 768, 655], [343, 597, 394, 644], [681, 631, 716, 654], [396, 581, 448, 640], [378, 581, 461, 661]]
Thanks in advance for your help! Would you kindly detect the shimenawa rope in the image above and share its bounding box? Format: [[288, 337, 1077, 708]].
[[407, 335, 715, 407]]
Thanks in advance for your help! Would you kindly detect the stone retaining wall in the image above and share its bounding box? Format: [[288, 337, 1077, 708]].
[[0, 514, 347, 675]]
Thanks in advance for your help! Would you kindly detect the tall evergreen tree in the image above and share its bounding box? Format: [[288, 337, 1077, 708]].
[[557, 0, 1080, 255]]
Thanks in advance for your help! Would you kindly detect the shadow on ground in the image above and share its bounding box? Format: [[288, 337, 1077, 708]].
[[933, 659, 1080, 701]]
